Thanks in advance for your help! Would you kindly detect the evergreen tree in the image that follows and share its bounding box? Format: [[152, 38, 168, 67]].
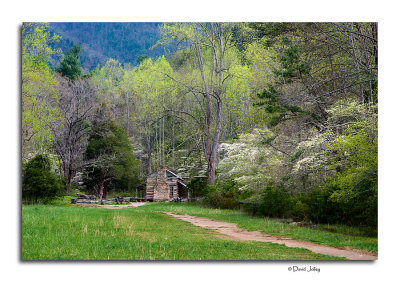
[[22, 155, 62, 204], [57, 44, 82, 80], [83, 119, 141, 200]]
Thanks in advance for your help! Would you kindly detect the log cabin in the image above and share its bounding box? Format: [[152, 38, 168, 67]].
[[145, 167, 187, 201]]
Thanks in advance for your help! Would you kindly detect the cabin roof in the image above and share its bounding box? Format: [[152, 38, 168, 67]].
[[166, 169, 182, 179], [147, 168, 184, 181], [178, 181, 187, 187]]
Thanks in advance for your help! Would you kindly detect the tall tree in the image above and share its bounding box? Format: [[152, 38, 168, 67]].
[[119, 56, 182, 175], [50, 76, 97, 193], [57, 44, 82, 80], [84, 119, 140, 200], [22, 22, 62, 160], [91, 58, 124, 121], [159, 23, 232, 185]]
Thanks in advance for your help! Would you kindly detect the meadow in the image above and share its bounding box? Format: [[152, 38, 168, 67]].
[[22, 203, 349, 261], [140, 203, 378, 252]]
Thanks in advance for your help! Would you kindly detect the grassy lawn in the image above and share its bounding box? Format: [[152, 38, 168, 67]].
[[137, 202, 378, 252], [22, 204, 343, 260]]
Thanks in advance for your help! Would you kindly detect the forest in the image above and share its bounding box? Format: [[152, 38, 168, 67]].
[[22, 22, 378, 235], [48, 22, 164, 71]]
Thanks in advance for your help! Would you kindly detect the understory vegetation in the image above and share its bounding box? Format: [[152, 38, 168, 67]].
[[22, 22, 378, 239]]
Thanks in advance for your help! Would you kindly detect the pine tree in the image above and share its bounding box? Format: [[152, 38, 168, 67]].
[[83, 119, 141, 200], [57, 44, 82, 80], [22, 155, 62, 204]]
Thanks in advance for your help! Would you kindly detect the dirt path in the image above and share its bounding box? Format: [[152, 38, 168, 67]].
[[165, 213, 377, 260]]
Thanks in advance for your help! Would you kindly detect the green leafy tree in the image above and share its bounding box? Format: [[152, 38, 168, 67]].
[[57, 44, 82, 80], [118, 56, 181, 174], [22, 154, 62, 204], [159, 23, 241, 185], [326, 102, 378, 204], [292, 100, 377, 228], [22, 23, 62, 160], [84, 119, 141, 200], [91, 58, 124, 120]]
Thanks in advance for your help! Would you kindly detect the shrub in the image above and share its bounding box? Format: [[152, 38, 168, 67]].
[[291, 199, 309, 222], [187, 177, 208, 198], [309, 185, 377, 236], [201, 180, 239, 209], [22, 155, 62, 204], [257, 184, 292, 218]]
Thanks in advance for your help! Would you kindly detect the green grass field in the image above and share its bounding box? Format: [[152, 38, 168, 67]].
[[138, 203, 378, 252], [22, 202, 377, 260], [22, 204, 348, 261]]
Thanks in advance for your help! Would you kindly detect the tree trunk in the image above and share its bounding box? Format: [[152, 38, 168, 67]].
[[147, 134, 152, 174], [64, 163, 73, 195], [125, 92, 130, 135], [172, 114, 175, 168], [98, 179, 110, 201], [207, 100, 222, 185], [103, 184, 108, 200], [99, 181, 104, 201], [193, 25, 226, 186], [372, 23, 378, 68]]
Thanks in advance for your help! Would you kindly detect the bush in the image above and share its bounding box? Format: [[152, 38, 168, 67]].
[[309, 185, 377, 236], [198, 175, 376, 236], [237, 184, 295, 218], [22, 155, 63, 204], [48, 195, 75, 206], [256, 184, 292, 218], [187, 177, 208, 198], [291, 199, 309, 222], [201, 180, 239, 209]]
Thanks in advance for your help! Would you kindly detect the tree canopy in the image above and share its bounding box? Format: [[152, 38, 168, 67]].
[[84, 119, 140, 200], [57, 44, 82, 80], [22, 154, 62, 204]]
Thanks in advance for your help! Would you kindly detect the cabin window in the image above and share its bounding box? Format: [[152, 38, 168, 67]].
[[169, 185, 174, 197]]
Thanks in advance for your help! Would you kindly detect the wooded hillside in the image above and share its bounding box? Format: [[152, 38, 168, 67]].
[[49, 22, 164, 71]]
